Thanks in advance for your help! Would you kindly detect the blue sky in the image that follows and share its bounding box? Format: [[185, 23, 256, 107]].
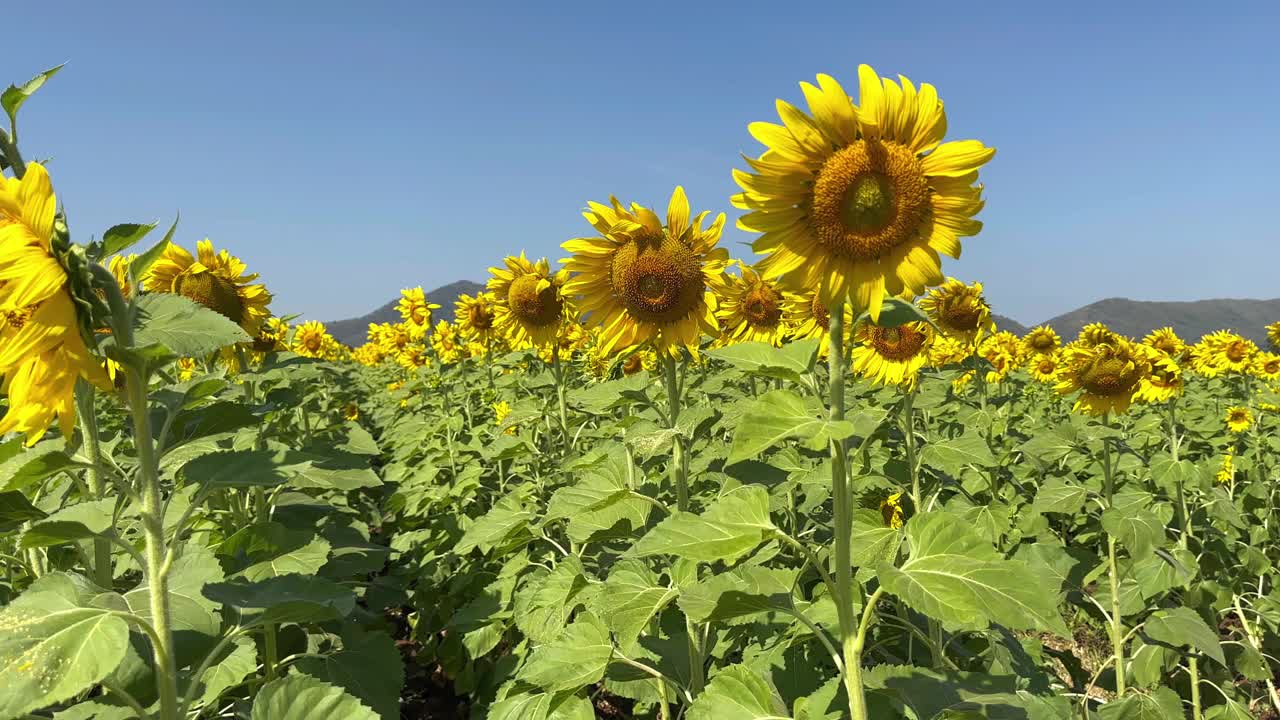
[[8, 0, 1279, 325]]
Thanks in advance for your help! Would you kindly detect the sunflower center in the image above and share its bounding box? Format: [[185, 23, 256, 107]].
[[870, 324, 927, 361], [468, 303, 495, 330], [941, 302, 982, 332], [1037, 359, 1056, 374], [1030, 335, 1055, 351], [810, 140, 931, 261], [508, 274, 563, 327], [1080, 355, 1142, 397], [810, 294, 831, 331], [303, 334, 322, 352], [622, 354, 644, 375], [410, 305, 428, 326], [174, 270, 245, 325], [742, 285, 782, 329], [1226, 341, 1249, 362], [610, 235, 703, 324]]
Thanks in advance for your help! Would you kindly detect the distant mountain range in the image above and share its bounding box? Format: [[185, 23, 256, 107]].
[[327, 283, 1280, 349]]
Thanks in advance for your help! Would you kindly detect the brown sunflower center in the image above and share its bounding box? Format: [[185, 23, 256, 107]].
[[742, 285, 782, 329], [1037, 358, 1057, 375], [468, 303, 495, 330], [303, 333, 323, 352], [1080, 354, 1143, 397], [508, 274, 563, 327], [610, 235, 703, 324], [1226, 341, 1250, 363], [174, 270, 245, 325], [810, 294, 831, 330], [940, 301, 983, 333], [870, 324, 928, 361], [409, 305, 428, 326], [622, 353, 644, 376], [1029, 334, 1056, 351], [809, 140, 931, 261]]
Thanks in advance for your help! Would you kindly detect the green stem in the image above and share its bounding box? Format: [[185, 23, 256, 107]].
[[848, 587, 884, 720], [1188, 657, 1202, 720], [0, 126, 27, 178], [76, 384, 113, 589], [1100, 414, 1125, 697], [903, 386, 920, 510], [1168, 401, 1192, 547], [552, 349, 570, 453], [662, 355, 689, 511]]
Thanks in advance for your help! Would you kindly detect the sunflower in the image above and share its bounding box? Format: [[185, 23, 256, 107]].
[[1054, 336, 1153, 416], [1022, 326, 1060, 357], [455, 292, 498, 343], [145, 239, 272, 336], [1077, 322, 1120, 349], [252, 316, 290, 353], [1225, 406, 1253, 434], [1215, 449, 1235, 485], [733, 65, 994, 320], [1251, 351, 1280, 380], [621, 348, 658, 376], [1268, 321, 1280, 351], [1133, 355, 1183, 404], [397, 287, 440, 339], [0, 163, 110, 443], [981, 330, 1025, 365], [851, 320, 934, 389], [292, 320, 332, 358], [880, 491, 909, 529], [352, 343, 384, 366], [919, 279, 994, 345], [343, 403, 360, 422], [431, 320, 464, 363], [715, 262, 789, 347], [396, 343, 432, 370], [1142, 327, 1185, 359], [927, 335, 971, 368], [1191, 330, 1256, 377], [106, 253, 138, 299], [539, 318, 589, 364], [492, 400, 516, 435], [982, 348, 1018, 384], [1029, 352, 1061, 384], [488, 253, 570, 348], [176, 357, 198, 381], [562, 187, 729, 356]]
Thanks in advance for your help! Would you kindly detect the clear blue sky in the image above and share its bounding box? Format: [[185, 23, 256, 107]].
[[9, 0, 1279, 325]]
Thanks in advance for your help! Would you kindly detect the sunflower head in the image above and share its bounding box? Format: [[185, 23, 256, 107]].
[[1029, 352, 1061, 384], [1022, 326, 1060, 356], [927, 334, 971, 368], [1225, 406, 1253, 434], [144, 239, 272, 336], [1133, 355, 1183, 404], [1142, 327, 1186, 359], [1268, 321, 1280, 351], [734, 65, 994, 320], [343, 403, 360, 421], [455, 292, 498, 341], [919, 279, 994, 345], [715, 263, 789, 347], [1077, 322, 1120, 349], [879, 491, 911, 529], [1054, 336, 1153, 416], [292, 320, 333, 358], [851, 319, 934, 390], [397, 287, 439, 336], [562, 187, 729, 356], [1252, 352, 1280, 380], [1192, 330, 1257, 377], [1215, 449, 1235, 485], [489, 252, 569, 347]]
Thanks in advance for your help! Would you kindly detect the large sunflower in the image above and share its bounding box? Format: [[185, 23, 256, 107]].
[[488, 252, 570, 348], [1225, 406, 1253, 434], [1022, 326, 1060, 357], [1133, 355, 1183, 404], [918, 278, 994, 345], [455, 291, 498, 343], [562, 187, 730, 356], [734, 65, 994, 319], [1251, 351, 1280, 381], [850, 320, 934, 389], [1193, 330, 1256, 377], [397, 287, 440, 339], [145, 239, 272, 336], [716, 262, 789, 347], [0, 163, 109, 443], [1054, 336, 1153, 416]]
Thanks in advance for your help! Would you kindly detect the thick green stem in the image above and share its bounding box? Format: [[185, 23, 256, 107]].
[[1188, 657, 1202, 720], [1100, 415, 1125, 697], [552, 350, 570, 453], [661, 353, 702, 695], [903, 387, 920, 510], [0, 127, 27, 179], [847, 587, 883, 720], [76, 384, 113, 589], [126, 372, 180, 720]]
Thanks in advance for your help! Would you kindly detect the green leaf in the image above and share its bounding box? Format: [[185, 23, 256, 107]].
[[180, 450, 289, 487], [877, 512, 1068, 636], [517, 612, 613, 692], [678, 566, 795, 624], [728, 390, 853, 465], [133, 293, 250, 358], [488, 690, 595, 720], [1031, 479, 1088, 515], [856, 297, 932, 328], [251, 674, 378, 720], [124, 548, 223, 640], [1204, 698, 1256, 720], [1101, 497, 1164, 560], [850, 509, 901, 569], [0, 490, 47, 533], [706, 341, 813, 383], [21, 498, 116, 548], [295, 628, 404, 720], [920, 434, 997, 474], [686, 664, 791, 720], [101, 223, 157, 258], [203, 574, 355, 626], [2, 64, 64, 128], [591, 559, 679, 645], [0, 590, 130, 719], [1096, 688, 1183, 719], [455, 492, 534, 556], [1, 442, 82, 492], [220, 523, 331, 581], [1144, 607, 1225, 665], [194, 636, 257, 707], [632, 485, 774, 563], [51, 701, 138, 719], [127, 215, 178, 280]]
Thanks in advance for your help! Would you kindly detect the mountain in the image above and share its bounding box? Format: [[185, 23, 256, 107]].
[[1032, 297, 1280, 346], [992, 314, 1029, 336], [327, 280, 484, 346]]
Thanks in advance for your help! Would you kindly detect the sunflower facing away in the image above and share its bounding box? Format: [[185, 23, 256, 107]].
[[455, 292, 498, 343], [1133, 355, 1183, 404], [733, 65, 995, 319], [715, 262, 790, 347], [0, 163, 109, 443], [919, 278, 994, 345], [1054, 335, 1153, 416], [927, 334, 971, 368], [851, 320, 935, 390], [488, 252, 570, 348], [562, 187, 730, 356], [145, 239, 272, 336], [1077, 322, 1120, 349], [1022, 326, 1060, 357], [1215, 449, 1235, 485], [1225, 406, 1253, 434], [397, 287, 440, 339]]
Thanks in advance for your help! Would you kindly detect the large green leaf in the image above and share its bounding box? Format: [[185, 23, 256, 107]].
[[706, 341, 815, 384], [203, 574, 355, 626], [728, 390, 855, 465], [1031, 479, 1088, 515], [0, 490, 46, 533], [295, 627, 404, 720], [180, 449, 290, 487], [124, 548, 224, 638], [877, 513, 1068, 635], [133, 293, 250, 358], [455, 492, 534, 556], [686, 664, 791, 720], [631, 485, 774, 563], [1, 442, 83, 492], [488, 690, 595, 720], [194, 636, 257, 707], [920, 434, 997, 474], [0, 590, 130, 719], [250, 674, 378, 720], [1144, 607, 1225, 665], [21, 498, 116, 548], [220, 523, 331, 581], [2, 64, 63, 128], [517, 612, 613, 692], [1101, 495, 1164, 560], [678, 566, 796, 624], [591, 559, 679, 645], [1095, 688, 1183, 719], [100, 222, 158, 258]]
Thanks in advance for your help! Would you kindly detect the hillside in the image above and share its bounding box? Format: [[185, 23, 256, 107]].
[[992, 314, 1029, 336], [327, 280, 484, 346], [1036, 297, 1280, 345]]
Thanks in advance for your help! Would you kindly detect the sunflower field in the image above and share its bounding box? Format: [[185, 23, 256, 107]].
[[2, 63, 1279, 720]]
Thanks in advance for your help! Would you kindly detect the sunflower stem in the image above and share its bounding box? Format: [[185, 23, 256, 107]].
[[0, 126, 27, 179], [76, 382, 113, 589], [552, 348, 570, 453], [1100, 413, 1125, 698]]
